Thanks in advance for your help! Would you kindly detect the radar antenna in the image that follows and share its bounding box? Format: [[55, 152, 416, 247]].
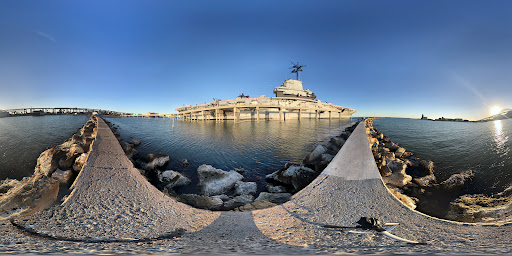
[[290, 61, 306, 80]]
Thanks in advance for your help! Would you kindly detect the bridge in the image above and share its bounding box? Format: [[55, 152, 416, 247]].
[[3, 107, 127, 116]]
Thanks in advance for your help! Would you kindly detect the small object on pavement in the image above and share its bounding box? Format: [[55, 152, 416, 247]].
[[323, 217, 427, 245]]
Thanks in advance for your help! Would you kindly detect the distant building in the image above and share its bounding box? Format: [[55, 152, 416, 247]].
[[421, 114, 428, 120]]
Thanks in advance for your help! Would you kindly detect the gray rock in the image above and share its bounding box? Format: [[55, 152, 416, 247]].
[[35, 148, 64, 176], [387, 160, 406, 173], [382, 161, 412, 188], [223, 195, 254, 210], [234, 181, 257, 195], [308, 145, 327, 162], [255, 192, 292, 204], [265, 184, 287, 193], [446, 190, 512, 223], [0, 179, 21, 194], [265, 165, 316, 191], [131, 138, 141, 146], [440, 170, 473, 190], [414, 174, 436, 187], [383, 151, 395, 161], [211, 194, 230, 201], [73, 153, 88, 172], [51, 169, 73, 184], [331, 136, 346, 147], [68, 144, 85, 157], [321, 153, 335, 162], [197, 165, 244, 196], [0, 175, 59, 218], [395, 147, 406, 158], [419, 160, 434, 175], [379, 165, 392, 177], [179, 194, 223, 210], [159, 170, 191, 189], [143, 154, 170, 170]]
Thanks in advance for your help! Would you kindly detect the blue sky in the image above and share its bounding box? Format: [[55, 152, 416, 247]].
[[0, 0, 511, 120]]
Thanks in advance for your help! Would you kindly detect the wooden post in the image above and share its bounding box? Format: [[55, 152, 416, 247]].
[[234, 107, 238, 122], [329, 111, 331, 119], [299, 108, 302, 120], [316, 110, 319, 120], [256, 106, 260, 122], [279, 107, 284, 121]]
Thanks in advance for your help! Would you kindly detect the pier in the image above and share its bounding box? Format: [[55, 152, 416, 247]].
[[5, 117, 510, 254], [122, 102, 355, 122]]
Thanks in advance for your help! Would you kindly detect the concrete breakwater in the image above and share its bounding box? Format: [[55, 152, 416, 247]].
[[105, 118, 359, 211], [0, 117, 510, 254], [365, 118, 512, 223], [0, 117, 97, 219]]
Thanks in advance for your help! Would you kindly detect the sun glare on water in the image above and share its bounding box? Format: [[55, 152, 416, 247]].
[[491, 106, 502, 115]]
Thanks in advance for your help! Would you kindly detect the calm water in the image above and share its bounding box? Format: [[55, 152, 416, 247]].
[[104, 117, 353, 191], [0, 115, 89, 180], [373, 118, 512, 195]]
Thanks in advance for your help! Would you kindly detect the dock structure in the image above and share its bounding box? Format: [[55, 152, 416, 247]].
[[122, 98, 356, 122]]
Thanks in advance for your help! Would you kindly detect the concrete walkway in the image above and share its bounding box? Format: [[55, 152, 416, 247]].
[[2, 117, 510, 254]]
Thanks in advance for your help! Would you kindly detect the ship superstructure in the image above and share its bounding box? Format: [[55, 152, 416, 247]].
[[175, 64, 356, 121]]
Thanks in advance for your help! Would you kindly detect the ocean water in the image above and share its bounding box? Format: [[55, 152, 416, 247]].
[[104, 117, 353, 192], [0, 115, 89, 180], [373, 118, 512, 195]]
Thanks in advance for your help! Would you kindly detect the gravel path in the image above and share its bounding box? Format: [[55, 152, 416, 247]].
[[0, 118, 510, 254]]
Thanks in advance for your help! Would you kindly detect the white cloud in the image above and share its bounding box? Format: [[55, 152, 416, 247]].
[[36, 31, 56, 43]]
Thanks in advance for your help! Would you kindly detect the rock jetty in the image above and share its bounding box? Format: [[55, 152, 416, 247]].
[[365, 118, 512, 223], [0, 117, 98, 219], [106, 119, 359, 211]]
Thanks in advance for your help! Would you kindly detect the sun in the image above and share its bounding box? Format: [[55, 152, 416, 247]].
[[491, 106, 502, 115]]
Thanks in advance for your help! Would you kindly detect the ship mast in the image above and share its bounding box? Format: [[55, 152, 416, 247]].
[[290, 62, 306, 80]]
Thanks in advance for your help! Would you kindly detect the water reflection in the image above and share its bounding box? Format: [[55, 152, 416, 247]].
[[493, 120, 509, 156]]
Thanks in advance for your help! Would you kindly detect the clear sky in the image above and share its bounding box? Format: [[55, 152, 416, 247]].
[[0, 0, 511, 120]]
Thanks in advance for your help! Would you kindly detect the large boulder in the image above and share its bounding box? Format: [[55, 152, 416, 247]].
[[395, 147, 406, 158], [265, 165, 316, 191], [308, 145, 327, 162], [34, 148, 64, 176], [440, 170, 474, 191], [237, 200, 277, 211], [265, 184, 287, 193], [445, 189, 512, 223], [419, 160, 434, 175], [379, 165, 392, 177], [0, 174, 59, 218], [388, 187, 417, 210], [222, 195, 254, 210], [179, 194, 223, 210], [143, 153, 170, 170], [331, 137, 346, 147], [73, 153, 88, 172], [159, 170, 191, 189], [51, 169, 73, 184], [254, 192, 292, 204], [234, 181, 257, 196], [414, 174, 436, 187], [197, 165, 244, 196], [0, 179, 21, 194], [68, 144, 85, 157], [382, 161, 412, 187], [131, 138, 141, 146]]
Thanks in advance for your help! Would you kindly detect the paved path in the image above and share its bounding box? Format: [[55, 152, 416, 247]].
[[1, 117, 510, 254]]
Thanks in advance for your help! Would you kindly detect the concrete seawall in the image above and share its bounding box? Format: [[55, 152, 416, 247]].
[[4, 117, 511, 254]]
